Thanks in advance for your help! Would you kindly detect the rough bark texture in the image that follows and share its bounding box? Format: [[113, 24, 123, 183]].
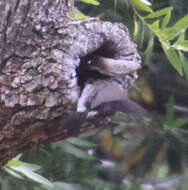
[[0, 0, 141, 166]]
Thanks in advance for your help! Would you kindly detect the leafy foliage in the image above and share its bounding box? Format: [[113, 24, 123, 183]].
[[75, 0, 100, 19]]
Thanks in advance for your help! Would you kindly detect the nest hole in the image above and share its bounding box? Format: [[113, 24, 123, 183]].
[[76, 44, 116, 89]]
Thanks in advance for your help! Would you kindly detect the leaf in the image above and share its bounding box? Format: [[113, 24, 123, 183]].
[[59, 142, 94, 160], [75, 13, 89, 19], [66, 138, 97, 148], [150, 20, 160, 30], [178, 32, 186, 41], [79, 0, 100, 5], [6, 160, 23, 167], [3, 167, 24, 179], [154, 165, 168, 179], [133, 17, 139, 37], [12, 154, 22, 160], [145, 7, 173, 19], [179, 52, 188, 80], [172, 40, 188, 52], [144, 33, 154, 64], [83, 178, 117, 189], [163, 14, 188, 40], [174, 118, 188, 128], [173, 14, 188, 29], [162, 27, 186, 41], [21, 162, 41, 172], [79, 129, 99, 138], [10, 166, 54, 187], [161, 10, 172, 28], [131, 0, 153, 13], [140, 21, 145, 48], [51, 182, 83, 190], [183, 60, 188, 80], [140, 0, 152, 6], [161, 43, 183, 75], [75, 8, 89, 19]]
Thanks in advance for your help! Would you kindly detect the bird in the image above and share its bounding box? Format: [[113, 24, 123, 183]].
[[76, 56, 146, 115], [87, 56, 140, 79], [77, 78, 146, 114], [76, 79, 126, 112]]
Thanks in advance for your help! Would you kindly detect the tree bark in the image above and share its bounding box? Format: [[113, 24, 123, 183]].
[[0, 0, 141, 166]]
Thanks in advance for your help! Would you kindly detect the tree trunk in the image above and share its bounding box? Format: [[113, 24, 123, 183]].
[[0, 0, 141, 166]]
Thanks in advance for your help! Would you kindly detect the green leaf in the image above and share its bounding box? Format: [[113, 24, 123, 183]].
[[6, 160, 23, 167], [145, 7, 173, 19], [179, 52, 188, 80], [163, 14, 188, 40], [172, 40, 188, 52], [140, 22, 145, 48], [177, 32, 186, 41], [183, 61, 188, 80], [66, 138, 97, 148], [140, 0, 151, 6], [21, 163, 41, 172], [75, 13, 89, 19], [79, 129, 99, 138], [162, 27, 185, 41], [131, 0, 153, 13], [3, 167, 24, 179], [51, 182, 83, 190], [161, 43, 183, 75], [12, 154, 22, 160], [144, 33, 154, 64], [10, 166, 54, 187], [75, 8, 89, 19], [174, 118, 188, 128], [150, 20, 160, 30], [173, 14, 188, 28], [161, 10, 172, 28], [79, 0, 100, 5], [59, 142, 94, 160], [84, 178, 117, 189]]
